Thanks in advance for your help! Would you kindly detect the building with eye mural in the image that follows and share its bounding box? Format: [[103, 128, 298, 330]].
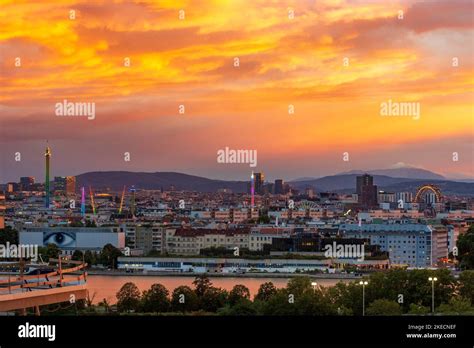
[[19, 226, 125, 255]]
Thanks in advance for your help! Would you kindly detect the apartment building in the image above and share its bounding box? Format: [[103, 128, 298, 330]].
[[340, 223, 448, 267], [164, 228, 250, 255]]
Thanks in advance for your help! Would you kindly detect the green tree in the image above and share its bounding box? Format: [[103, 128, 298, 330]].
[[403, 269, 454, 310], [83, 250, 96, 266], [255, 282, 277, 302], [218, 299, 257, 316], [326, 281, 363, 315], [366, 299, 402, 316], [99, 243, 122, 268], [457, 225, 474, 270], [0, 226, 18, 244], [286, 276, 313, 298], [116, 282, 141, 312], [437, 297, 474, 315], [408, 303, 430, 315], [259, 288, 297, 315], [171, 286, 199, 312], [294, 290, 338, 316], [38, 243, 60, 261], [141, 284, 170, 313], [98, 298, 110, 313], [193, 275, 212, 297], [200, 287, 228, 312], [228, 284, 250, 306], [71, 250, 83, 261], [458, 271, 474, 303]]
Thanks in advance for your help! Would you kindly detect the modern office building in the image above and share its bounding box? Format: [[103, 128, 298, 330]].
[[378, 191, 396, 203], [254, 172, 265, 195], [274, 179, 284, 194], [20, 177, 35, 191], [340, 223, 448, 267], [54, 176, 76, 195], [356, 174, 378, 209], [6, 182, 20, 193], [396, 192, 413, 204]]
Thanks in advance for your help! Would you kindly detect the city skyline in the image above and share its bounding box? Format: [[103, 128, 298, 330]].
[[1, 0, 473, 182], [1, 142, 473, 184], [0, 143, 474, 185], [0, 1, 473, 341]]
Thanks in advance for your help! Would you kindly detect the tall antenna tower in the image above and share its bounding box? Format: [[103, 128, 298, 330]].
[[44, 145, 51, 208]]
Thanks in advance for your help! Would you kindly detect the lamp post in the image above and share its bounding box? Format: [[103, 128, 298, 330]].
[[359, 280, 368, 316], [311, 281, 318, 292], [428, 277, 438, 313]]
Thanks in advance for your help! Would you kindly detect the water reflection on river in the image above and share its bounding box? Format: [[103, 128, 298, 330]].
[[86, 275, 351, 304]]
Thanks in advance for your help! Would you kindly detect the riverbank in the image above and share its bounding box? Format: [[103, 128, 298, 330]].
[[86, 269, 362, 279]]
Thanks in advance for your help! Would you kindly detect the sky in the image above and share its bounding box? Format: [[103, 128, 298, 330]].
[[0, 0, 473, 183]]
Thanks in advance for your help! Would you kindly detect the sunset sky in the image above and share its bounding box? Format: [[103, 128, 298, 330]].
[[0, 0, 473, 183]]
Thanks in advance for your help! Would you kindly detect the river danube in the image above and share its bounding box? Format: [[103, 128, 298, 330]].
[[86, 275, 351, 304]]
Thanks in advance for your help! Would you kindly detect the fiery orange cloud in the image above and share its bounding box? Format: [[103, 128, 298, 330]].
[[0, 0, 472, 181]]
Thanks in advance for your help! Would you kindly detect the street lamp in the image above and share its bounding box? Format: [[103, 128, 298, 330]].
[[311, 282, 318, 292], [428, 277, 438, 313], [359, 280, 368, 316]]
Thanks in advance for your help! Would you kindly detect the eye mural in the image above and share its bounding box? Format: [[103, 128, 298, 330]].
[[43, 231, 76, 248]]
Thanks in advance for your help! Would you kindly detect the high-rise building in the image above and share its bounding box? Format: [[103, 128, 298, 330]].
[[54, 176, 76, 195], [54, 176, 65, 192], [20, 177, 35, 191], [396, 192, 413, 204], [378, 191, 396, 203], [274, 179, 284, 194], [356, 174, 377, 209], [254, 172, 265, 195], [356, 174, 372, 196], [66, 176, 76, 195], [6, 182, 20, 193], [45, 146, 51, 207], [341, 223, 448, 267]]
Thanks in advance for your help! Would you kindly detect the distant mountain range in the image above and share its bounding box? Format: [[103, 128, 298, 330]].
[[75, 169, 474, 196], [337, 167, 446, 180], [289, 174, 474, 196], [76, 171, 248, 193], [293, 167, 446, 182]]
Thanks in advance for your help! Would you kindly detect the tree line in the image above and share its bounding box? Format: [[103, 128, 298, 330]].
[[106, 270, 474, 316]]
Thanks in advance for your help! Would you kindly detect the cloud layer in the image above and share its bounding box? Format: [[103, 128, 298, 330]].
[[0, 0, 472, 182]]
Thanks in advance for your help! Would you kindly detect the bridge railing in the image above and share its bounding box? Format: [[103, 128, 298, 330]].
[[0, 258, 87, 294]]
